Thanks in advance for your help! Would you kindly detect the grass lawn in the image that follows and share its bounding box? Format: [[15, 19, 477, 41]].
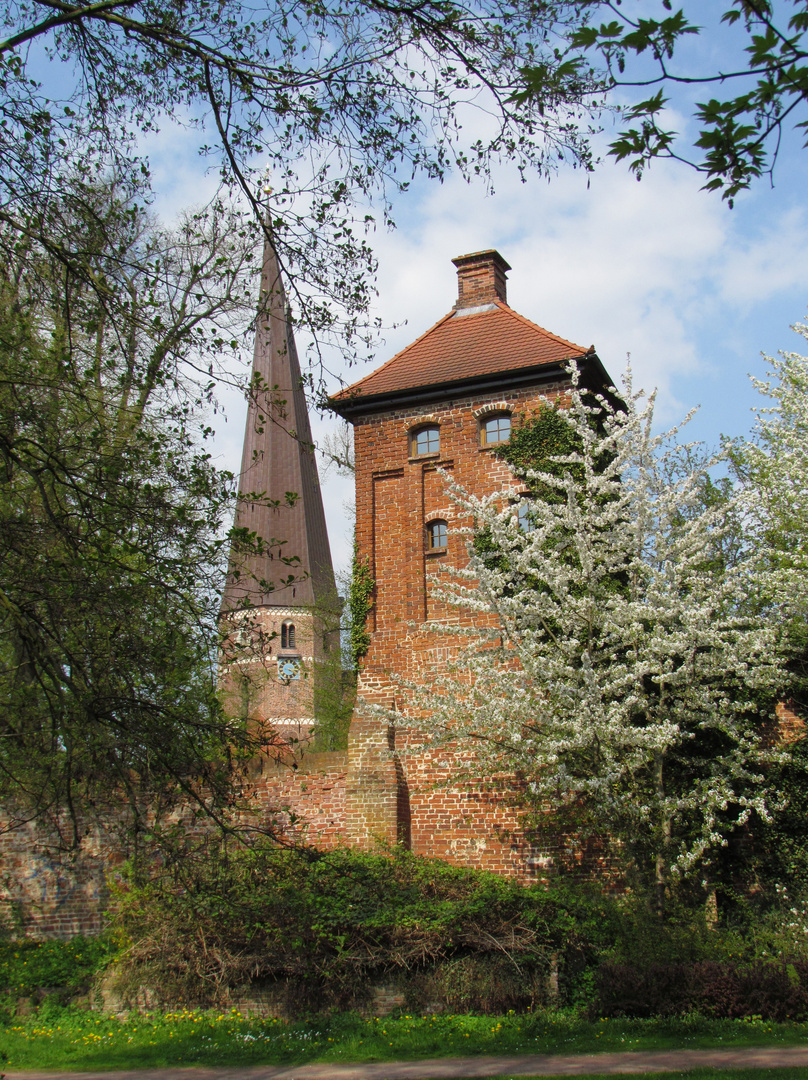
[[2, 1008, 808, 1073]]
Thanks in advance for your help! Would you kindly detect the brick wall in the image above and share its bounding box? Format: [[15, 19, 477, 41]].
[[776, 700, 806, 743], [219, 607, 323, 737], [0, 815, 116, 938], [354, 380, 570, 658], [0, 750, 350, 940], [346, 378, 573, 876], [248, 749, 349, 847]]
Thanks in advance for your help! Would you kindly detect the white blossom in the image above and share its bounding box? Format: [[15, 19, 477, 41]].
[[738, 320, 808, 622], [402, 363, 788, 891]]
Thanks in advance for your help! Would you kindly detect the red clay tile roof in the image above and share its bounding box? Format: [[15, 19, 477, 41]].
[[332, 300, 589, 403]]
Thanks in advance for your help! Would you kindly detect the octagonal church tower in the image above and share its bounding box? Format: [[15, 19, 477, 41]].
[[220, 231, 337, 741]]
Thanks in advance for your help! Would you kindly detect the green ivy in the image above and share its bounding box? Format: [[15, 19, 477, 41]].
[[311, 654, 354, 752], [494, 399, 615, 498], [495, 402, 582, 493], [347, 542, 374, 671]]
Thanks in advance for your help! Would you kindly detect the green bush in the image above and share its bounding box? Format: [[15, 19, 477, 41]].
[[751, 736, 808, 889], [104, 835, 808, 1019], [596, 960, 808, 1021], [585, 878, 808, 1020], [0, 936, 114, 1001], [108, 843, 620, 1014]]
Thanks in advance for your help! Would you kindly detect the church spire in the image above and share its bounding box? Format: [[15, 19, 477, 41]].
[[221, 221, 335, 613]]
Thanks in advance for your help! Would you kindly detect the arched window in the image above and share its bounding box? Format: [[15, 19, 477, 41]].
[[480, 413, 511, 447], [427, 519, 448, 550], [411, 424, 440, 456], [281, 621, 296, 650]]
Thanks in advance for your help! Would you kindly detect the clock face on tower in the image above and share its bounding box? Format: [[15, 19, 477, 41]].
[[278, 657, 302, 682]]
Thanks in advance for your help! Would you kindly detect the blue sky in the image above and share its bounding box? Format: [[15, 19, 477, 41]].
[[137, 10, 808, 579]]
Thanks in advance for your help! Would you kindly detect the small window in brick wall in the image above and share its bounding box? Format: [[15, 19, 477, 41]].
[[427, 520, 448, 550], [480, 413, 511, 446], [281, 621, 296, 650], [411, 424, 440, 456]]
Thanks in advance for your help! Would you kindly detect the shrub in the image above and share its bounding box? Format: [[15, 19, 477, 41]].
[[108, 843, 617, 1014], [596, 960, 808, 1021], [108, 839, 808, 1019], [0, 937, 114, 1005]]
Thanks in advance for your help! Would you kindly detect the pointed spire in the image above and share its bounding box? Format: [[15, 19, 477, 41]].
[[221, 223, 335, 612]]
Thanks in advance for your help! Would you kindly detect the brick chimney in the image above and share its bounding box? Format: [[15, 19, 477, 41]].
[[452, 249, 511, 309]]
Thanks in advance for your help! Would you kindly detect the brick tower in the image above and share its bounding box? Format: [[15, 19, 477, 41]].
[[220, 231, 337, 741], [331, 250, 614, 869]]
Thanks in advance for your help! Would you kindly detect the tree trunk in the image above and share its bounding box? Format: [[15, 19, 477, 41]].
[[654, 751, 670, 918]]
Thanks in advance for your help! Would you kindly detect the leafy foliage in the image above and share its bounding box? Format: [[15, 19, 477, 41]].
[[1, 1, 803, 383], [311, 606, 355, 753], [405, 364, 787, 900], [516, 1, 808, 204], [0, 937, 113, 1000], [597, 960, 808, 1021], [8, 855, 808, 1035], [347, 545, 375, 672], [109, 842, 614, 1012], [0, 176, 278, 838], [752, 737, 808, 888], [0, 0, 606, 369], [495, 401, 593, 486], [105, 840, 808, 1020]]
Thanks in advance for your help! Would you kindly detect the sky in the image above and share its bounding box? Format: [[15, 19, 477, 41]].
[[138, 14, 808, 583]]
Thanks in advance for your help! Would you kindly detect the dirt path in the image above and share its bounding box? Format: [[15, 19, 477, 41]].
[[7, 1043, 808, 1080]]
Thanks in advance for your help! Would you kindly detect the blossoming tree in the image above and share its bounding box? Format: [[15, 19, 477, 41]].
[[408, 367, 787, 906], [738, 323, 808, 618]]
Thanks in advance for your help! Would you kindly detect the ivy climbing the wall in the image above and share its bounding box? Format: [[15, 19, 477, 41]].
[[493, 397, 614, 498], [347, 542, 374, 672], [495, 402, 581, 480]]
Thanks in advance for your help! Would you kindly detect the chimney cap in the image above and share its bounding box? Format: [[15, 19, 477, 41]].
[[451, 249, 512, 273]]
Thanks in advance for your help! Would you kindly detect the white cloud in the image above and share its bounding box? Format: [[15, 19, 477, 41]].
[[716, 206, 808, 305], [200, 126, 808, 585], [351, 150, 808, 421]]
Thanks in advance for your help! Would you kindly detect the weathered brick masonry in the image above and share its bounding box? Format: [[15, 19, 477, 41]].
[[0, 815, 117, 939], [330, 249, 615, 880], [0, 249, 616, 936], [0, 751, 346, 939]]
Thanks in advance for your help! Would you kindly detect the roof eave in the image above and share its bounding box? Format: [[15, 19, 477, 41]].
[[328, 351, 613, 420]]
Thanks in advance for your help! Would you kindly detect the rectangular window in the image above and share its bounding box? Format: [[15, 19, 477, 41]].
[[481, 414, 511, 446]]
